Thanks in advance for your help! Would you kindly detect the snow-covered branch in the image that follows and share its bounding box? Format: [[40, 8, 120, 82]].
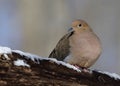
[[0, 46, 120, 86]]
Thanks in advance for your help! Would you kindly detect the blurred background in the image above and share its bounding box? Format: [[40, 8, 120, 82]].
[[0, 0, 120, 74]]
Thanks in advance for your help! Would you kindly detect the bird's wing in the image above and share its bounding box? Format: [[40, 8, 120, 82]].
[[48, 31, 74, 61]]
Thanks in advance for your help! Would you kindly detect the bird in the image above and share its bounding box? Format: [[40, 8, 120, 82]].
[[49, 19, 102, 69]]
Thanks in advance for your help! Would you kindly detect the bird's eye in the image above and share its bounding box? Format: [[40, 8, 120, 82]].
[[77, 24, 82, 28], [79, 24, 82, 27]]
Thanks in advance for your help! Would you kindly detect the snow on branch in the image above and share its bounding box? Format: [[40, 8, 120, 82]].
[[0, 46, 120, 86]]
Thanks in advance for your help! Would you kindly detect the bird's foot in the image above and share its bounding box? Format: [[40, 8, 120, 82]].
[[81, 68, 90, 73], [73, 65, 90, 73], [73, 65, 81, 69]]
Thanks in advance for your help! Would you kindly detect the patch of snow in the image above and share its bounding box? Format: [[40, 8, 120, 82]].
[[12, 50, 42, 64], [98, 71, 120, 80], [12, 50, 81, 72], [0, 46, 12, 60], [0, 46, 12, 54], [57, 60, 81, 72], [3, 54, 10, 60], [42, 58, 81, 72], [14, 59, 30, 67]]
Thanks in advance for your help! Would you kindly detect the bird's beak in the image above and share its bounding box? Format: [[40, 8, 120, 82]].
[[68, 28, 74, 32]]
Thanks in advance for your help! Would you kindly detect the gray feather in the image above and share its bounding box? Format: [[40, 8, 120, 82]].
[[48, 31, 74, 61]]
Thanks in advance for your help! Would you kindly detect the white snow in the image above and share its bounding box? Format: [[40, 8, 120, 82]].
[[14, 59, 30, 67], [12, 50, 42, 64], [47, 58, 81, 72], [0, 46, 12, 54], [98, 71, 120, 80], [12, 50, 81, 72], [0, 46, 12, 60], [3, 54, 10, 60]]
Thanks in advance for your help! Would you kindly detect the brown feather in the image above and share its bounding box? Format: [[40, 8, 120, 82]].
[[48, 31, 74, 61]]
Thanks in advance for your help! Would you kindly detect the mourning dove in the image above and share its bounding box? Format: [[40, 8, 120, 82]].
[[49, 19, 102, 68]]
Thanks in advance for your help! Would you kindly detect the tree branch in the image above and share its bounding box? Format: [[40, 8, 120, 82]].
[[0, 46, 120, 86]]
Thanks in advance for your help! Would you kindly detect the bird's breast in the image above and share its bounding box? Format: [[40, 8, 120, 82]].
[[65, 32, 102, 68]]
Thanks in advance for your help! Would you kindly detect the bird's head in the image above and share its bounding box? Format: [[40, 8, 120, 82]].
[[68, 19, 93, 33]]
